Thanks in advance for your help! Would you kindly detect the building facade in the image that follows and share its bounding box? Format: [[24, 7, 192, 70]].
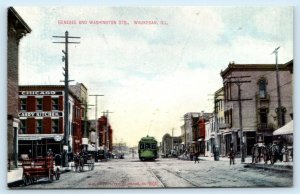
[[220, 61, 293, 156], [98, 115, 113, 151], [7, 7, 31, 168], [18, 85, 85, 158]]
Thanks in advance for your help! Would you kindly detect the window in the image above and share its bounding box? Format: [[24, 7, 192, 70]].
[[145, 143, 150, 149], [52, 119, 59, 133], [52, 98, 59, 110], [140, 143, 144, 149], [20, 98, 27, 111], [19, 119, 27, 134], [151, 144, 156, 149], [36, 98, 43, 111], [259, 79, 267, 99], [260, 108, 268, 129], [36, 119, 43, 134]]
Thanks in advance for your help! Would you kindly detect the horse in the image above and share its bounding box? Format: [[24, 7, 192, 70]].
[[251, 144, 261, 164], [74, 153, 84, 172], [262, 143, 280, 165]]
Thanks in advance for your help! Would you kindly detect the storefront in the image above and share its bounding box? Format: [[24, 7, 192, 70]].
[[18, 134, 64, 158]]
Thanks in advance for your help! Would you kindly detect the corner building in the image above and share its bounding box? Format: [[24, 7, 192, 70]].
[[18, 85, 84, 158]]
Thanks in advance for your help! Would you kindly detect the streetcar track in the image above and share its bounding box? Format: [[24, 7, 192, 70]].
[[142, 161, 166, 187], [143, 160, 199, 187]]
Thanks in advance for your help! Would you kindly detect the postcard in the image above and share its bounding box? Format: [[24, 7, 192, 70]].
[[7, 6, 293, 189]]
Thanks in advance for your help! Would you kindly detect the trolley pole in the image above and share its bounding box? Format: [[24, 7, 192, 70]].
[[53, 31, 80, 167]]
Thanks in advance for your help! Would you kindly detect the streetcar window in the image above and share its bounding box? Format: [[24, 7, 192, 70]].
[[145, 143, 150, 149], [151, 144, 156, 149], [140, 143, 145, 149]]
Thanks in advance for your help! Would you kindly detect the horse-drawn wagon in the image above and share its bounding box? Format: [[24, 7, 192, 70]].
[[73, 152, 95, 172], [22, 156, 60, 185]]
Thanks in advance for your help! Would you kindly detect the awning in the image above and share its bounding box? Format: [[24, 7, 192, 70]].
[[273, 120, 293, 135]]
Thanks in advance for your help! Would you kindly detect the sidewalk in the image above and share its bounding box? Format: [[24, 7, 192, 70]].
[[198, 155, 293, 172]]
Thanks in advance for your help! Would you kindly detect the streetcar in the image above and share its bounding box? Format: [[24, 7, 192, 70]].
[[138, 135, 158, 161]]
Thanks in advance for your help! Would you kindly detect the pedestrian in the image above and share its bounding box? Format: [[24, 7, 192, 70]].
[[47, 149, 54, 157], [228, 148, 235, 165], [281, 146, 288, 162], [194, 152, 200, 164]]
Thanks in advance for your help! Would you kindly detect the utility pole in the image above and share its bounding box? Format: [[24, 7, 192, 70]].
[[171, 128, 174, 151], [225, 76, 251, 163], [82, 103, 94, 151], [89, 94, 104, 157], [103, 110, 113, 152], [272, 46, 283, 128], [53, 31, 80, 167]]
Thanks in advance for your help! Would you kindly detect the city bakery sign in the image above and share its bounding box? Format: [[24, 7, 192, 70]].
[[19, 111, 63, 117]]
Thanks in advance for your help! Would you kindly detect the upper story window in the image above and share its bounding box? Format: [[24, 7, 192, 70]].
[[258, 79, 267, 99], [19, 119, 27, 134], [20, 98, 27, 111], [259, 108, 268, 129], [51, 119, 59, 133], [52, 98, 59, 110], [36, 98, 43, 111], [36, 119, 43, 134]]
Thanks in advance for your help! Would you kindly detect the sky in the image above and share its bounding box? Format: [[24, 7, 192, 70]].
[[13, 6, 293, 147]]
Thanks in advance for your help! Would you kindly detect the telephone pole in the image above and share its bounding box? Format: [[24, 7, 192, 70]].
[[82, 103, 94, 150], [272, 46, 283, 128], [89, 95, 104, 156], [53, 31, 80, 167], [225, 76, 251, 163]]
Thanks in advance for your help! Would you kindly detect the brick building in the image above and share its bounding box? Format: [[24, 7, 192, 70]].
[[220, 61, 293, 156], [18, 85, 85, 158], [98, 115, 113, 151], [7, 7, 31, 168]]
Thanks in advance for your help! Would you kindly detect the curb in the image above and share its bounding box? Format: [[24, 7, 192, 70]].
[[244, 163, 293, 172]]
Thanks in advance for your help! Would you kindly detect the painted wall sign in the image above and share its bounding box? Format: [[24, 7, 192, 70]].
[[18, 111, 63, 117], [19, 91, 63, 96]]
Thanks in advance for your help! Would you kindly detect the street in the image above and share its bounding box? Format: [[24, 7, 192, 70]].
[[14, 157, 293, 189]]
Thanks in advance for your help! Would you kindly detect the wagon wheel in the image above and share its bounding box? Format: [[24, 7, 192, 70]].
[[55, 168, 60, 180], [23, 175, 30, 186]]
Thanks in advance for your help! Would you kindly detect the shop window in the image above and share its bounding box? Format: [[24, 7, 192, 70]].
[[52, 98, 59, 110], [52, 119, 59, 133], [36, 119, 43, 134], [20, 98, 27, 111], [36, 98, 43, 111], [19, 119, 27, 134]]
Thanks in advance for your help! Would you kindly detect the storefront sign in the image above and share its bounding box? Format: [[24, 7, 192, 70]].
[[54, 135, 63, 141], [19, 91, 63, 96], [18, 111, 63, 117]]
